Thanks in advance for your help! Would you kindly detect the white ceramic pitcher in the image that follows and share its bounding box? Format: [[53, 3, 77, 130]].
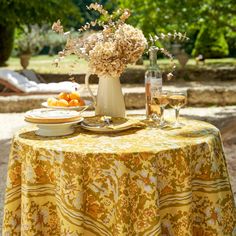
[[85, 73, 126, 118]]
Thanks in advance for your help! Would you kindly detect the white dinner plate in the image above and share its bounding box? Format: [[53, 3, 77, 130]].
[[25, 118, 83, 137], [42, 100, 93, 111], [25, 108, 83, 124]]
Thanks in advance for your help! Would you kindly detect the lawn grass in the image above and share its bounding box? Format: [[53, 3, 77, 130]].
[[5, 55, 88, 74], [3, 55, 236, 74]]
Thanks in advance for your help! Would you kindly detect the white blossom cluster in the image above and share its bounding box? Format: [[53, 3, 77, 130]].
[[88, 24, 147, 77]]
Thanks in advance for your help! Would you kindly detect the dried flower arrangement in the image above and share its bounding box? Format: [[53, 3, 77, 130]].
[[52, 3, 147, 78], [52, 3, 188, 79]]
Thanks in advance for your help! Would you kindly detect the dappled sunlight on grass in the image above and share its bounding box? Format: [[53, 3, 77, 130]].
[[5, 55, 88, 74]]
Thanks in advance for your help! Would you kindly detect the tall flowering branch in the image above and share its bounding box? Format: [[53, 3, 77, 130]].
[[149, 32, 189, 80]]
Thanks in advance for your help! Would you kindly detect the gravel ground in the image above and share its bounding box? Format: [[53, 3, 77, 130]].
[[0, 108, 236, 231]]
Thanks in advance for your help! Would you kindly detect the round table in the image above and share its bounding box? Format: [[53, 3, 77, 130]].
[[3, 118, 236, 235]]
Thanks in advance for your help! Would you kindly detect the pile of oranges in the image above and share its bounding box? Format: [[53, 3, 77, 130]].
[[47, 92, 85, 107]]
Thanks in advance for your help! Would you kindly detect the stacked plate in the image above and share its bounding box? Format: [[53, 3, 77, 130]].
[[25, 108, 83, 136]]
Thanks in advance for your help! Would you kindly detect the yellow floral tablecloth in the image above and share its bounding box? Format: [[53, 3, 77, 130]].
[[3, 118, 236, 236]]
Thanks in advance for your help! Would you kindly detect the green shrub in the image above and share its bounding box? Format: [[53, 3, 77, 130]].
[[0, 23, 15, 66], [14, 25, 46, 56], [192, 26, 229, 58], [226, 32, 236, 57]]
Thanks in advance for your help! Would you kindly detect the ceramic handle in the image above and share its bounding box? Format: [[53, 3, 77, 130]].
[[85, 73, 96, 106]]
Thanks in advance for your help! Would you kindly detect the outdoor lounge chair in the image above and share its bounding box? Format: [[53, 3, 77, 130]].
[[0, 69, 80, 96]]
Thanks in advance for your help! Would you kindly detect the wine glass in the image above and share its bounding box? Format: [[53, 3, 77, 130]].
[[168, 91, 187, 128], [152, 90, 169, 127]]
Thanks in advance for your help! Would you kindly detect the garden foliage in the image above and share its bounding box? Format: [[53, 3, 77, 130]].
[[0, 0, 80, 65], [192, 26, 229, 58]]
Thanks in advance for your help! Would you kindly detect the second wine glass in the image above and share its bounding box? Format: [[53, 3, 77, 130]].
[[168, 91, 187, 128]]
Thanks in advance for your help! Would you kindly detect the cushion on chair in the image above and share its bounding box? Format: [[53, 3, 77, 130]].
[[0, 69, 80, 93], [29, 81, 80, 93], [21, 70, 42, 83], [0, 69, 33, 92]]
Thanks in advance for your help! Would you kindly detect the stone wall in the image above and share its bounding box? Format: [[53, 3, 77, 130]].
[[39, 66, 236, 84]]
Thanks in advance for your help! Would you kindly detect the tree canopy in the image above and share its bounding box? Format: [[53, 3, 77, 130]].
[[72, 0, 117, 28], [118, 0, 236, 34], [0, 0, 80, 65], [118, 0, 235, 57], [0, 0, 235, 64], [0, 0, 80, 26]]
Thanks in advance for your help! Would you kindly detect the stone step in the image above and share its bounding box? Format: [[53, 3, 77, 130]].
[[1, 81, 236, 112], [38, 65, 236, 84]]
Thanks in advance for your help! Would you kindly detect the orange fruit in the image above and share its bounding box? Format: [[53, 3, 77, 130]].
[[47, 97, 57, 106], [57, 99, 69, 107], [69, 91, 80, 100], [58, 92, 70, 101], [69, 99, 79, 107]]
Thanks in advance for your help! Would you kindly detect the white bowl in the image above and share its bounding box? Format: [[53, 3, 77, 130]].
[[26, 119, 83, 137]]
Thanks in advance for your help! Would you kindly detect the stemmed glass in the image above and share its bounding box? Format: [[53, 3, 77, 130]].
[[152, 90, 169, 127], [167, 91, 187, 128]]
